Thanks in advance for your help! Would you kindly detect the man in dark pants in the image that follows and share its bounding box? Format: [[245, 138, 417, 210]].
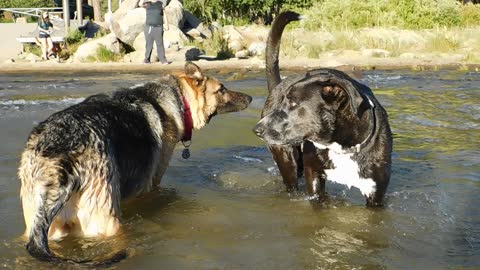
[[141, 0, 170, 64]]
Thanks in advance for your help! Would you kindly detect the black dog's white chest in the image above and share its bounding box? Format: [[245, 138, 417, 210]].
[[310, 141, 376, 196]]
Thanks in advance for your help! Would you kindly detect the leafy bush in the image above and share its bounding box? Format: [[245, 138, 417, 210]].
[[66, 29, 85, 44], [183, 0, 313, 25], [460, 2, 480, 26], [86, 45, 121, 62], [24, 43, 42, 56], [0, 0, 55, 8], [0, 15, 14, 23], [192, 30, 233, 60], [301, 0, 480, 30]]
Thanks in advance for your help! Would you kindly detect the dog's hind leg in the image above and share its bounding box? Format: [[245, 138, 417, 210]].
[[269, 144, 302, 191], [76, 172, 122, 238]]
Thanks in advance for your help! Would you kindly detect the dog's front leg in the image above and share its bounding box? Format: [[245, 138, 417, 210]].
[[303, 141, 326, 198], [269, 144, 302, 191]]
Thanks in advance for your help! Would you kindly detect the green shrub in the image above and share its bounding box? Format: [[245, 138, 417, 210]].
[[194, 30, 233, 60], [0, 0, 55, 8], [183, 0, 313, 25], [66, 29, 85, 44], [24, 43, 42, 56], [0, 16, 14, 23], [86, 45, 121, 62], [460, 3, 480, 27], [94, 27, 110, 38], [300, 0, 480, 31]]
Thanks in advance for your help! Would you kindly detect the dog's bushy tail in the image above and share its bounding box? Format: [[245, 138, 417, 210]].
[[266, 11, 302, 92], [24, 165, 127, 266]]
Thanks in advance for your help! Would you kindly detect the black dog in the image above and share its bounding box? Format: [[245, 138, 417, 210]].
[[253, 11, 392, 206]]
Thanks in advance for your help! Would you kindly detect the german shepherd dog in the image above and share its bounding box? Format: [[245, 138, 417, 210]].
[[18, 62, 252, 263], [253, 12, 392, 207]]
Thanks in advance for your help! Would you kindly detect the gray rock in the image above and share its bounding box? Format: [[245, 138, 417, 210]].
[[235, 50, 249, 59], [111, 8, 146, 46], [73, 33, 121, 62], [361, 49, 391, 58], [228, 40, 243, 52], [184, 10, 211, 38], [165, 0, 185, 29], [248, 41, 266, 56]]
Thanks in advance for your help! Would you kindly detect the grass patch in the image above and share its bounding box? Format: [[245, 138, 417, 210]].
[[192, 31, 233, 60], [423, 31, 461, 53], [306, 44, 323, 59], [66, 29, 86, 44], [58, 29, 87, 59], [276, 26, 480, 60], [24, 44, 42, 57], [463, 51, 480, 63], [85, 45, 122, 62]]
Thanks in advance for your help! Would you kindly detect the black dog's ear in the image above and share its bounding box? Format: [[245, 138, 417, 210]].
[[295, 71, 369, 116], [328, 78, 369, 116]]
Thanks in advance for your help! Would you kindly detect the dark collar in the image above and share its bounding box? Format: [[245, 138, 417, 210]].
[[354, 96, 376, 152], [182, 95, 193, 143]]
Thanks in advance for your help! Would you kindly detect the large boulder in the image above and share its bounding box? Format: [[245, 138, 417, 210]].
[[73, 33, 121, 62], [113, 0, 140, 16], [223, 25, 244, 52], [133, 25, 188, 52], [111, 8, 146, 46], [164, 0, 185, 29], [184, 10, 211, 38], [164, 25, 189, 46], [248, 41, 266, 56]]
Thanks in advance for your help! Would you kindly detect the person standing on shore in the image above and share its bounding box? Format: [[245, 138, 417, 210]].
[[38, 12, 54, 60], [140, 0, 170, 64]]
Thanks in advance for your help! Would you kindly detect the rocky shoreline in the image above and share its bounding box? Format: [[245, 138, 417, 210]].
[[1, 54, 479, 75], [2, 0, 480, 72]]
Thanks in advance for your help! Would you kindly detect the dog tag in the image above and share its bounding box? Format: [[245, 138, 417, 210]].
[[182, 148, 190, 159]]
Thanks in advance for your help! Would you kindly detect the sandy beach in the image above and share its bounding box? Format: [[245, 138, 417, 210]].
[[1, 54, 478, 75]]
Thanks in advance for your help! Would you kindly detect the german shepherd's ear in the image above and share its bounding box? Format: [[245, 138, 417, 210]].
[[184, 61, 205, 82]]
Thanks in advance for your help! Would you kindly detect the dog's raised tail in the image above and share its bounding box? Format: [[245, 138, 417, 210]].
[[266, 11, 302, 92]]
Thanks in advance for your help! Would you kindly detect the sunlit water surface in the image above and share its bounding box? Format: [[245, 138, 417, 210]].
[[0, 69, 478, 269]]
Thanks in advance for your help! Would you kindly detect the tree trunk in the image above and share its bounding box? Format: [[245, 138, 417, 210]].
[[92, 0, 103, 22]]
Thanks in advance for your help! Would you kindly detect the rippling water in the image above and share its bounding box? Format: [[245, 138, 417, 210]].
[[0, 69, 478, 269]]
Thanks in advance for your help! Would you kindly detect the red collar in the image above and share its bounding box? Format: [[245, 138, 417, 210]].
[[182, 95, 193, 142]]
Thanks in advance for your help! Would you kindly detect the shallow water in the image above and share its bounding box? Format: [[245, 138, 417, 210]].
[[0, 69, 478, 269]]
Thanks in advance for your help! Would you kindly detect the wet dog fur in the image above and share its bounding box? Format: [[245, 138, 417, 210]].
[[253, 12, 392, 206], [18, 62, 252, 263]]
